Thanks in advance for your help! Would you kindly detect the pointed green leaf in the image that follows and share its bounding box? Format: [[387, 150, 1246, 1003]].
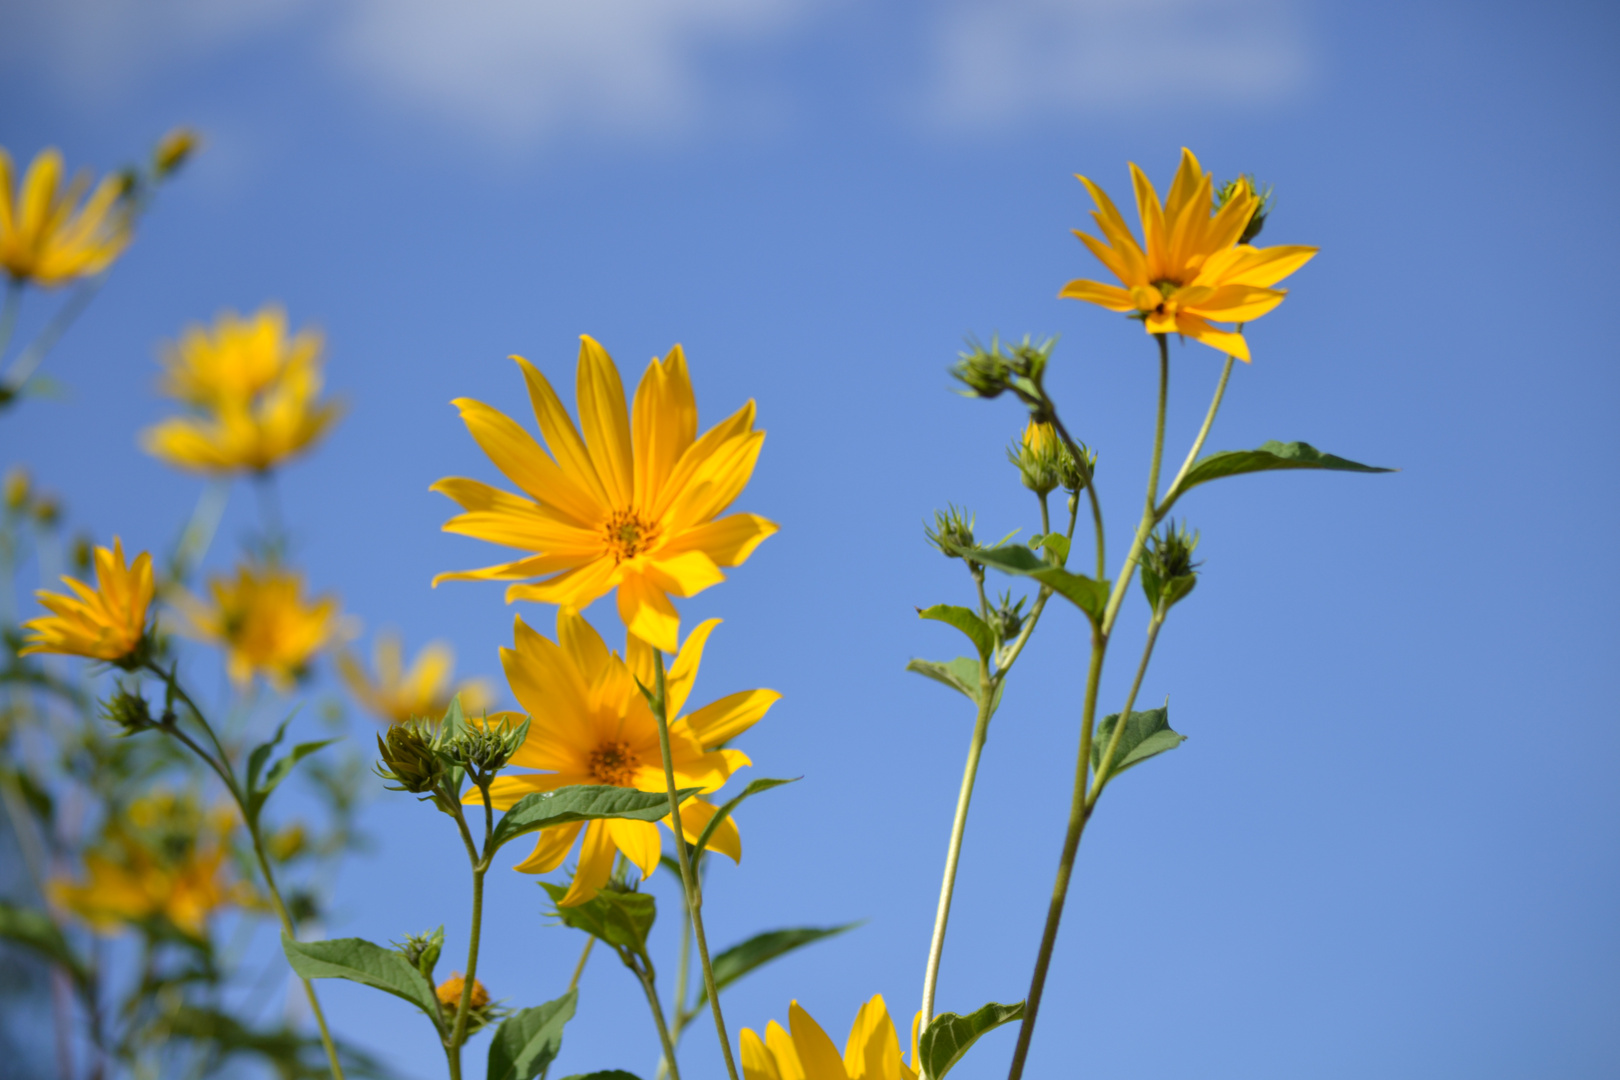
[[246, 717, 292, 796], [1177, 440, 1393, 495], [918, 1000, 1025, 1080], [250, 738, 340, 822], [905, 658, 1002, 715], [1034, 533, 1071, 565], [917, 605, 994, 661], [491, 784, 698, 853], [487, 990, 577, 1080], [973, 545, 1108, 624], [542, 884, 656, 953], [691, 777, 798, 860], [280, 934, 443, 1034], [1091, 706, 1186, 782], [0, 901, 88, 988], [694, 923, 862, 1007]]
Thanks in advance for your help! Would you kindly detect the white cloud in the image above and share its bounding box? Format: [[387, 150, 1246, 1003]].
[[329, 0, 808, 145], [916, 0, 1311, 130]]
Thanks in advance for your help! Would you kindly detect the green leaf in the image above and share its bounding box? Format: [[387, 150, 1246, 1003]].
[[695, 923, 861, 1007], [246, 717, 293, 797], [542, 884, 657, 953], [917, 1000, 1025, 1080], [973, 545, 1109, 624], [487, 991, 577, 1080], [250, 739, 339, 822], [0, 901, 88, 988], [917, 605, 994, 661], [1177, 440, 1393, 495], [905, 658, 1003, 715], [280, 934, 443, 1033], [691, 777, 797, 860], [491, 784, 698, 853], [1090, 706, 1185, 782], [1032, 533, 1071, 565]]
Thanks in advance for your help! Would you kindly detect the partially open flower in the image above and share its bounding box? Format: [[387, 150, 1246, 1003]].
[[21, 538, 153, 664], [0, 145, 133, 287]]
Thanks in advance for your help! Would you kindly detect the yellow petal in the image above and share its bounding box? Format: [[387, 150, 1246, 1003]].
[[1129, 162, 1167, 277], [557, 819, 617, 906], [633, 345, 698, 513], [557, 606, 613, 687], [666, 617, 720, 718], [515, 355, 614, 510], [606, 818, 662, 879], [575, 335, 635, 509], [789, 1002, 849, 1080], [432, 551, 586, 587], [1174, 314, 1251, 362], [766, 1021, 807, 1080], [673, 797, 741, 862], [504, 556, 620, 608], [481, 772, 576, 811], [683, 688, 780, 748], [660, 513, 778, 568], [616, 572, 680, 653], [513, 821, 583, 873], [450, 398, 601, 527], [1059, 278, 1137, 312], [742, 1028, 784, 1080], [843, 995, 903, 1080], [652, 399, 757, 520], [644, 549, 725, 599]]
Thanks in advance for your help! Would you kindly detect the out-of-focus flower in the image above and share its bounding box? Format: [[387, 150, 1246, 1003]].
[[1061, 148, 1316, 362], [152, 128, 201, 179], [338, 631, 494, 724], [435, 973, 489, 1012], [49, 791, 252, 939], [141, 306, 341, 474], [4, 467, 30, 510], [475, 606, 779, 906], [21, 538, 153, 663], [740, 996, 918, 1080], [0, 146, 133, 286], [267, 822, 308, 862], [174, 562, 340, 689], [433, 336, 776, 653]]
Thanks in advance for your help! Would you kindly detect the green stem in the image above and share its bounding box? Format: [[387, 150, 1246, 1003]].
[[0, 278, 21, 361], [1007, 335, 1172, 1080], [1160, 352, 1237, 516], [446, 788, 492, 1079], [568, 936, 595, 994], [630, 950, 682, 1080], [0, 276, 103, 396], [1088, 611, 1165, 807], [649, 652, 741, 1080]]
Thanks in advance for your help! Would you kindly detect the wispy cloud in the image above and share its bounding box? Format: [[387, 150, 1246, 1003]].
[[915, 0, 1311, 131]]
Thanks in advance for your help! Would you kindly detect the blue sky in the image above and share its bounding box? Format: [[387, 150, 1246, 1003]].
[[3, 0, 1618, 1077]]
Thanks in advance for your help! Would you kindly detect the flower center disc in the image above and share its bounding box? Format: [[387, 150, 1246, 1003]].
[[589, 740, 637, 786], [603, 510, 657, 563]]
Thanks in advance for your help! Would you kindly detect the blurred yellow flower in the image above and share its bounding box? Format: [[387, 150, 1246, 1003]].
[[435, 973, 489, 1011], [434, 335, 776, 653], [141, 306, 341, 474], [153, 127, 201, 178], [1061, 148, 1316, 362], [175, 563, 340, 689], [0, 146, 132, 286], [21, 537, 153, 663], [49, 791, 252, 939], [476, 607, 778, 906], [338, 631, 494, 724], [741, 996, 918, 1080]]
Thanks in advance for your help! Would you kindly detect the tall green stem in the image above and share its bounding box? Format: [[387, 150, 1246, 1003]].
[[0, 278, 21, 361], [1089, 613, 1166, 807], [1006, 335, 1171, 1080], [445, 791, 492, 1080], [649, 653, 741, 1080], [630, 951, 682, 1080], [0, 277, 103, 397]]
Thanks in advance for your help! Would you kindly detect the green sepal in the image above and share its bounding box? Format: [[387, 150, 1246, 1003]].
[[487, 990, 577, 1080], [280, 933, 444, 1036], [542, 883, 656, 954], [1091, 706, 1185, 782], [1177, 440, 1393, 495], [691, 777, 798, 860], [694, 923, 862, 1008], [1139, 565, 1196, 611], [917, 605, 994, 661], [973, 544, 1109, 625], [490, 784, 698, 854], [917, 1000, 1025, 1080], [0, 901, 89, 989], [905, 658, 1002, 714]]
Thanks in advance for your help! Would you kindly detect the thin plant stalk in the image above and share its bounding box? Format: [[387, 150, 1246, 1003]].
[[142, 662, 347, 1080], [648, 652, 741, 1080], [0, 278, 21, 360], [1, 276, 104, 397], [629, 950, 682, 1080], [444, 786, 494, 1080], [568, 936, 595, 994]]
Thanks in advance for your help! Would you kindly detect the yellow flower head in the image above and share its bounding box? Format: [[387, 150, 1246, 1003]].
[[436, 973, 490, 1011], [338, 631, 494, 724], [1061, 148, 1317, 362], [21, 537, 153, 663], [741, 996, 918, 1080], [141, 306, 342, 474], [475, 607, 779, 906], [433, 335, 777, 653], [0, 146, 133, 287], [49, 790, 251, 939], [176, 563, 340, 689]]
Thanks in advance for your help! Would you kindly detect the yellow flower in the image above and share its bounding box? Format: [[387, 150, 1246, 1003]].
[[741, 996, 918, 1080], [476, 607, 779, 906], [433, 335, 776, 653], [435, 973, 490, 1011], [49, 791, 251, 939], [21, 538, 153, 662], [175, 563, 340, 689], [0, 146, 132, 286], [153, 127, 201, 178], [1061, 148, 1317, 362], [141, 306, 341, 474], [338, 631, 494, 724]]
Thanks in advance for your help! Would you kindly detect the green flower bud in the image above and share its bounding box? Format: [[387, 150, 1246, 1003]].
[[101, 683, 155, 733], [925, 505, 977, 561], [991, 591, 1027, 644], [375, 721, 446, 794], [1140, 520, 1201, 613], [446, 713, 530, 782], [1215, 175, 1274, 245], [395, 926, 445, 982]]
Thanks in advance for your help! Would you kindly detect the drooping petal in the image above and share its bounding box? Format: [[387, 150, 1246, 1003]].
[[558, 819, 618, 905], [504, 557, 620, 608], [1174, 314, 1251, 362], [432, 551, 587, 587], [606, 818, 662, 879], [683, 688, 781, 748], [513, 821, 583, 874], [616, 571, 681, 653], [1059, 278, 1137, 312], [479, 771, 576, 811], [671, 798, 741, 862], [666, 617, 719, 719], [788, 1002, 849, 1080], [575, 336, 635, 509]]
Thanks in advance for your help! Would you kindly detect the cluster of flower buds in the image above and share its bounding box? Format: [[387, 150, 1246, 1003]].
[[375, 705, 531, 807], [1215, 174, 1274, 244], [445, 713, 530, 788], [1010, 421, 1093, 497], [375, 719, 450, 796], [1140, 519, 1202, 613], [951, 335, 1055, 406], [395, 925, 445, 982], [991, 591, 1028, 645], [926, 505, 978, 563]]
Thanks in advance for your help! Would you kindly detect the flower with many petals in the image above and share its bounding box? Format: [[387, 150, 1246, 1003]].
[[141, 306, 341, 473], [1061, 148, 1316, 362], [433, 335, 776, 652], [741, 996, 918, 1080], [0, 146, 132, 286], [21, 538, 153, 663], [476, 607, 778, 906], [174, 563, 340, 689], [339, 631, 494, 724]]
